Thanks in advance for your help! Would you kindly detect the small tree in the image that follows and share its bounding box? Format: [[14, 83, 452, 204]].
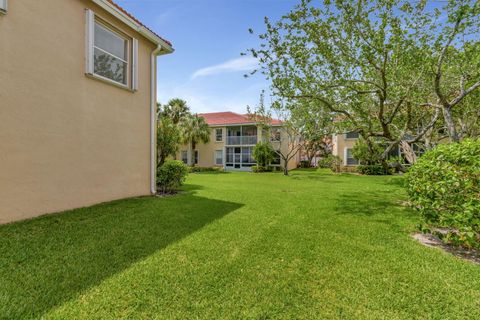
[[248, 93, 303, 176], [157, 117, 181, 168], [180, 114, 211, 167], [252, 141, 275, 168]]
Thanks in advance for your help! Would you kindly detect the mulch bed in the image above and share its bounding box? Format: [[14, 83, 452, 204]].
[[413, 232, 480, 265]]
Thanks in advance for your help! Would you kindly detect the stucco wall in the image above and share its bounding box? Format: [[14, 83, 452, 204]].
[[176, 126, 225, 167], [332, 134, 358, 167], [0, 0, 158, 223]]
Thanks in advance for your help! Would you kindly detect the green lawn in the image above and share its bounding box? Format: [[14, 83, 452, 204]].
[[1, 169, 480, 319]]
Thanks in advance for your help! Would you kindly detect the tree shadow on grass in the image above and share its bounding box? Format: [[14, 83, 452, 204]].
[[332, 191, 416, 219], [0, 194, 242, 318]]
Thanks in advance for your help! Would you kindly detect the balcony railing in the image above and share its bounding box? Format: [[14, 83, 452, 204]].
[[226, 135, 257, 145]]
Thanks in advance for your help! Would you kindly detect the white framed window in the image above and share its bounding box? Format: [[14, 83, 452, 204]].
[[181, 150, 188, 164], [215, 128, 223, 142], [85, 9, 138, 90], [345, 148, 359, 165], [270, 128, 281, 141], [0, 0, 7, 14], [271, 153, 281, 166], [215, 150, 223, 165]]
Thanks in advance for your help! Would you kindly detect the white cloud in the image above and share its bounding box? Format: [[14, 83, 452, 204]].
[[190, 56, 258, 80]]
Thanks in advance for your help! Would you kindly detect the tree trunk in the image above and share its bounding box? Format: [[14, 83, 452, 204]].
[[443, 106, 460, 142], [399, 140, 417, 164], [283, 165, 289, 176]]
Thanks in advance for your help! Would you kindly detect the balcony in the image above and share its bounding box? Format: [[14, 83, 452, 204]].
[[226, 135, 257, 145]]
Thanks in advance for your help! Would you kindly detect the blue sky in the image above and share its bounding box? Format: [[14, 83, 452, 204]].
[[115, 0, 299, 114]]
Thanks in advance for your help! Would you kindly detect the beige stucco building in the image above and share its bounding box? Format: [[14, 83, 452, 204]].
[[176, 112, 300, 171], [332, 132, 361, 169], [0, 0, 173, 223]]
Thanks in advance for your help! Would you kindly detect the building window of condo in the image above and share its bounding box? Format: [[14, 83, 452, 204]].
[[215, 150, 223, 165], [85, 10, 138, 90], [270, 128, 281, 141], [345, 131, 360, 139], [194, 150, 199, 165], [181, 151, 188, 164], [0, 0, 7, 14], [345, 148, 359, 165], [215, 128, 223, 142]]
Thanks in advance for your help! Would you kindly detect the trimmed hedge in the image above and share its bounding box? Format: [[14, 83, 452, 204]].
[[157, 160, 188, 194], [188, 166, 223, 173], [406, 139, 480, 248]]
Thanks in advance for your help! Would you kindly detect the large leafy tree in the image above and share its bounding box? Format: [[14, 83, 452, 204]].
[[248, 0, 480, 166], [426, 1, 480, 142]]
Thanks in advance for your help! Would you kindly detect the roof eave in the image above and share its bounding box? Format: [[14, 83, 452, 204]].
[[207, 122, 282, 127], [91, 0, 174, 54]]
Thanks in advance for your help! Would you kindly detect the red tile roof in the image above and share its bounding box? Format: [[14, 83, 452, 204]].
[[106, 0, 172, 47], [198, 112, 282, 126]]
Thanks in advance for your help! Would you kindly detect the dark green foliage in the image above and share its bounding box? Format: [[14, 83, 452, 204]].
[[406, 139, 480, 248], [252, 142, 275, 168], [157, 117, 181, 167], [157, 160, 189, 194], [357, 164, 391, 175], [352, 138, 383, 165], [299, 160, 311, 168]]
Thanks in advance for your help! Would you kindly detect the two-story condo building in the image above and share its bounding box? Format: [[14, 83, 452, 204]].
[[0, 0, 173, 223], [176, 112, 299, 171]]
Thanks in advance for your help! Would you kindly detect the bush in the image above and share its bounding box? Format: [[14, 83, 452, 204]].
[[357, 164, 391, 175], [252, 165, 273, 173], [157, 160, 188, 194], [252, 142, 275, 167], [352, 138, 384, 165], [188, 166, 223, 173], [405, 139, 480, 248], [299, 160, 311, 168], [318, 155, 342, 172]]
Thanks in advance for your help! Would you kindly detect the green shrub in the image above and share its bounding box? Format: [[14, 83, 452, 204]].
[[352, 138, 383, 165], [318, 155, 342, 172], [252, 165, 273, 173], [405, 139, 480, 248], [157, 160, 188, 194], [357, 164, 391, 175], [253, 142, 275, 167], [188, 166, 223, 173], [299, 160, 311, 168]]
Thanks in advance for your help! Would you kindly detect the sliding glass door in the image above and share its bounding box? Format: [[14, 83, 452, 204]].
[[225, 147, 256, 170]]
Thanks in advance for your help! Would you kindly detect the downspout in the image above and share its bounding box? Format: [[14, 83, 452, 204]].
[[150, 45, 163, 195]]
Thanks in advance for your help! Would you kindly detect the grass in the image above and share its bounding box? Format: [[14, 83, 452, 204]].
[[1, 169, 480, 319]]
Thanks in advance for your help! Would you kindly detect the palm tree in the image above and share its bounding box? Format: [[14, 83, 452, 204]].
[[180, 114, 211, 166], [160, 98, 190, 125]]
